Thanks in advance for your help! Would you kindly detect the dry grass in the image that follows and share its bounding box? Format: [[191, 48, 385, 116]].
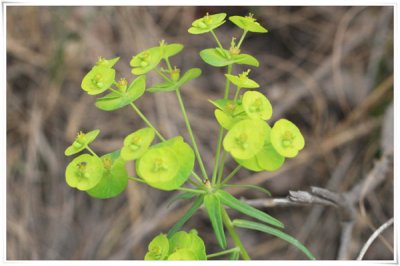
[[6, 6, 394, 260]]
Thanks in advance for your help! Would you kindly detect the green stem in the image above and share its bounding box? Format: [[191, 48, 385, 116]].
[[128, 176, 147, 184], [211, 127, 225, 186], [237, 30, 248, 49], [164, 58, 173, 72], [85, 145, 99, 158], [207, 247, 240, 259], [224, 64, 233, 99], [221, 165, 242, 186], [129, 102, 165, 141], [234, 86, 241, 101], [210, 30, 223, 49], [217, 150, 227, 184], [154, 68, 171, 82], [188, 178, 201, 187], [130, 101, 204, 185], [211, 64, 233, 185], [175, 89, 209, 181], [221, 207, 251, 260], [175, 187, 206, 194]]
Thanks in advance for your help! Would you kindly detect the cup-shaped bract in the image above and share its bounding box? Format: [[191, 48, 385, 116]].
[[86, 151, 129, 199], [136, 137, 195, 191], [188, 13, 226, 34], [229, 14, 268, 33], [65, 154, 104, 191], [223, 119, 268, 160], [81, 65, 116, 95], [168, 230, 206, 260], [144, 234, 170, 260], [225, 71, 259, 89], [95, 56, 120, 68], [159, 40, 184, 59], [130, 47, 162, 75], [95, 75, 146, 111], [121, 127, 155, 160], [65, 129, 100, 156], [242, 91, 273, 120], [271, 119, 305, 158]]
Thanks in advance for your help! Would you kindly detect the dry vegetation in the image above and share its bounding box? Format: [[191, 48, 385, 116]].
[[6, 6, 393, 260]]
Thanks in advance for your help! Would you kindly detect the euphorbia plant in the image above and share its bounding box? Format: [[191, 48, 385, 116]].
[[65, 12, 313, 260]]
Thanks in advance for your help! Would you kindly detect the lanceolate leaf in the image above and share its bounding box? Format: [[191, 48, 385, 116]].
[[168, 196, 204, 237], [232, 219, 316, 260], [204, 194, 226, 249], [216, 190, 284, 228]]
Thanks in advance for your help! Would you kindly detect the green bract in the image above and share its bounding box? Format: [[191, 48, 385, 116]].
[[188, 13, 226, 34], [145, 230, 206, 260], [145, 234, 170, 260], [168, 230, 207, 260], [159, 40, 184, 59], [65, 154, 104, 191], [121, 127, 155, 160], [95, 56, 120, 68], [223, 119, 268, 160], [136, 137, 195, 191], [229, 14, 268, 33], [242, 91, 272, 120], [65, 129, 100, 156], [130, 47, 162, 75], [95, 75, 146, 111], [200, 48, 259, 67], [148, 68, 201, 93], [86, 151, 128, 199], [236, 128, 285, 172], [225, 70, 259, 89], [271, 119, 305, 158], [81, 65, 115, 95]]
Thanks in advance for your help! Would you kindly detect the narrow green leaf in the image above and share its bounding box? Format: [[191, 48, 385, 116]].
[[223, 184, 271, 196], [168, 196, 204, 237], [233, 219, 316, 260], [216, 190, 284, 228], [204, 194, 226, 249], [229, 250, 240, 260]]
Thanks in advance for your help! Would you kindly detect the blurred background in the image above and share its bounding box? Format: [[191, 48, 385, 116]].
[[6, 6, 394, 260]]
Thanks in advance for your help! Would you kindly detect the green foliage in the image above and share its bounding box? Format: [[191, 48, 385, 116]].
[[86, 151, 128, 199], [223, 119, 268, 160], [232, 219, 315, 259], [65, 154, 103, 191], [95, 75, 146, 111], [271, 119, 305, 158], [65, 129, 100, 156], [204, 194, 226, 249], [200, 48, 259, 67], [146, 230, 207, 260], [216, 190, 284, 228], [65, 11, 312, 261], [188, 13, 226, 34], [229, 14, 268, 33], [144, 234, 170, 260], [81, 65, 116, 95], [130, 46, 163, 75], [136, 137, 195, 191], [225, 70, 259, 89], [148, 68, 201, 92], [242, 90, 273, 120], [121, 127, 155, 160]]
